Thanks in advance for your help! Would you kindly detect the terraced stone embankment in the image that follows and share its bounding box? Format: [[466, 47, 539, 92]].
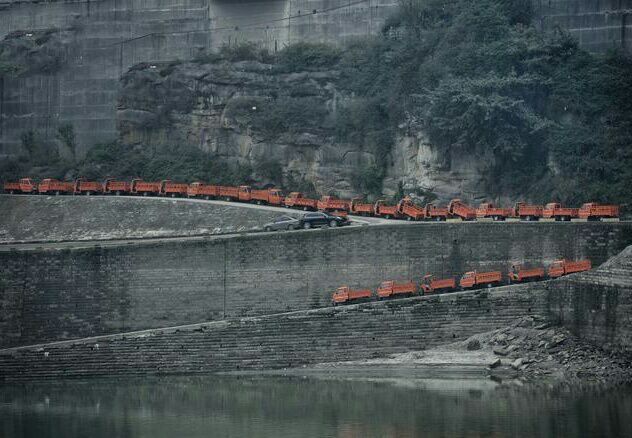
[[0, 284, 547, 381]]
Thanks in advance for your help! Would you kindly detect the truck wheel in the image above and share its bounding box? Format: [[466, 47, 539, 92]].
[[116, 191, 121, 196], [143, 192, 148, 197], [329, 220, 337, 228], [303, 222, 311, 230], [55, 191, 60, 196], [303, 206, 309, 211]]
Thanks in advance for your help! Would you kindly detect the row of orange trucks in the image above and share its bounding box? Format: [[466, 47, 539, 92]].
[[3, 177, 620, 221], [332, 259, 592, 305]]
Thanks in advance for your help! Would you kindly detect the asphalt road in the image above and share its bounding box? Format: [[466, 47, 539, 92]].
[[0, 194, 624, 252]]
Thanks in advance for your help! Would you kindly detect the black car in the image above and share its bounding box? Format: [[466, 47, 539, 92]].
[[263, 215, 300, 232], [299, 212, 349, 229]]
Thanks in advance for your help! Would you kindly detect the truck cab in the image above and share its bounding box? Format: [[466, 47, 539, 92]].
[[19, 178, 37, 193], [267, 189, 284, 205], [238, 185, 252, 202]]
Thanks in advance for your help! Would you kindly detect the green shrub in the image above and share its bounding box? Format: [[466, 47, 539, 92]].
[[278, 42, 341, 72]]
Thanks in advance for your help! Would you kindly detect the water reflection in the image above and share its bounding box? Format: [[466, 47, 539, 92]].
[[1, 376, 630, 438]]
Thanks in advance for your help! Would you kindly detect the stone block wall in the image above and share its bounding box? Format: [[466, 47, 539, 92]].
[[546, 245, 632, 351], [0, 284, 548, 380], [1, 221, 630, 348]]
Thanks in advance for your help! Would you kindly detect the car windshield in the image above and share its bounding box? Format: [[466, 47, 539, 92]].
[[275, 216, 292, 223]]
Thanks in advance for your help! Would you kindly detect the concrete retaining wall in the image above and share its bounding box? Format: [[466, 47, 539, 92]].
[[1, 221, 630, 348]]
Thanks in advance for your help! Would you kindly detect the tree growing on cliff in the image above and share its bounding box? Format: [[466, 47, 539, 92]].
[[56, 123, 77, 161], [20, 130, 37, 158]]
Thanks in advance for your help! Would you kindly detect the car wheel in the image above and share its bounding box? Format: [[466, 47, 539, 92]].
[[264, 226, 271, 232], [303, 222, 311, 230], [329, 220, 337, 228]]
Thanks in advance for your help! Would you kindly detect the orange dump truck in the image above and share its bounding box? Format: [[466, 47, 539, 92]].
[[257, 188, 284, 205], [332, 286, 372, 306], [397, 197, 426, 221], [578, 203, 619, 220], [350, 198, 375, 216], [374, 200, 400, 219], [103, 179, 131, 195], [218, 186, 240, 201], [421, 275, 456, 294], [74, 178, 103, 195], [424, 204, 449, 221], [187, 182, 219, 199], [242, 187, 285, 205], [38, 179, 74, 195], [377, 280, 417, 299], [284, 192, 318, 210], [161, 181, 189, 197], [317, 196, 350, 212], [511, 202, 543, 221], [3, 178, 38, 194], [508, 264, 545, 283], [131, 179, 162, 196], [476, 203, 512, 221], [548, 259, 591, 278], [459, 270, 503, 289], [448, 199, 477, 220], [542, 203, 578, 221]]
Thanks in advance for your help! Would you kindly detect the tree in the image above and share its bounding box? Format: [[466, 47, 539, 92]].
[[56, 123, 77, 160]]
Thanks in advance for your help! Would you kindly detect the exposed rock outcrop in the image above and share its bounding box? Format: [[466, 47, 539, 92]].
[[117, 59, 490, 201]]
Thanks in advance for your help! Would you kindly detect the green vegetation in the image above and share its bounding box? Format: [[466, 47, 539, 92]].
[[76, 142, 254, 186], [56, 123, 77, 160], [333, 0, 632, 205], [0, 29, 68, 78], [352, 164, 385, 197]]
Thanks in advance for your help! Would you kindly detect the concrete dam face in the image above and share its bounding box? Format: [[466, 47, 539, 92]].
[[0, 0, 630, 158]]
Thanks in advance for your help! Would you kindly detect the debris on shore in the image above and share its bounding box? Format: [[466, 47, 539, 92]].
[[477, 316, 632, 386], [302, 316, 632, 387]]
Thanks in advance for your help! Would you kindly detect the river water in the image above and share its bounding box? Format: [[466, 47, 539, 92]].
[[1, 375, 630, 438]]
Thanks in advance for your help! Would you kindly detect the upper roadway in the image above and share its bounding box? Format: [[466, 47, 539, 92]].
[[0, 194, 400, 249], [1, 194, 625, 251]]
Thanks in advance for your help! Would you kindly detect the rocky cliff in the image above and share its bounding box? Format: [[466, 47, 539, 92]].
[[117, 56, 486, 201]]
